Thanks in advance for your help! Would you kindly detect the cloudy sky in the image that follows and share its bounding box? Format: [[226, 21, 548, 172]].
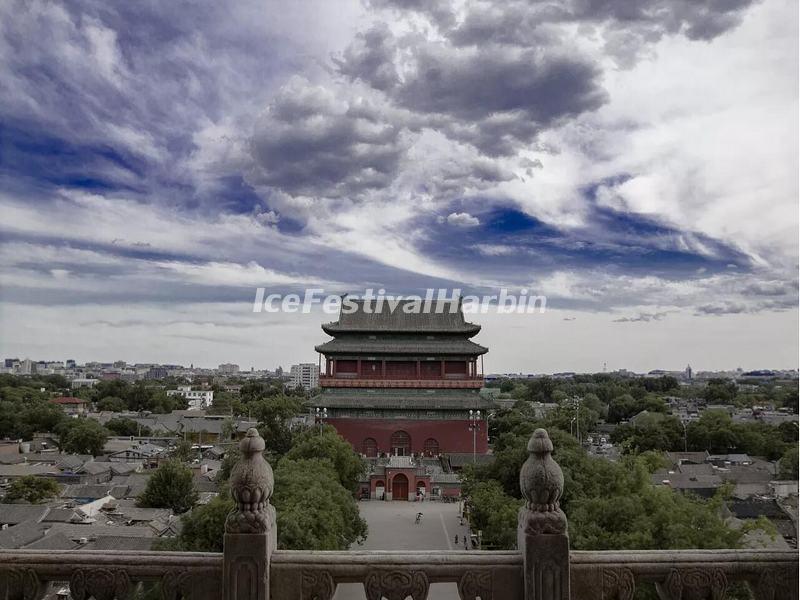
[[0, 0, 797, 373]]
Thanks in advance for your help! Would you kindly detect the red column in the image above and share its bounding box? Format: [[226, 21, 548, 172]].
[[416, 360, 421, 379], [440, 360, 445, 378], [357, 359, 362, 378], [381, 360, 386, 378], [332, 359, 337, 376]]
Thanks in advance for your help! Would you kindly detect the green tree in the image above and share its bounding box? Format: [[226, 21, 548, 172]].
[[93, 380, 130, 403], [607, 394, 638, 423], [285, 425, 366, 492], [125, 382, 157, 412], [778, 446, 798, 480], [524, 377, 555, 402], [150, 390, 186, 413], [138, 460, 199, 513], [778, 421, 799, 443], [172, 439, 197, 462], [208, 392, 242, 416], [582, 393, 607, 420], [217, 445, 241, 485], [19, 401, 67, 438], [273, 457, 367, 550], [106, 417, 151, 437], [42, 374, 69, 389], [686, 410, 738, 454], [221, 418, 237, 441], [469, 404, 761, 552], [156, 495, 234, 552], [611, 414, 684, 454], [703, 379, 737, 404], [250, 395, 302, 456], [642, 376, 679, 393], [59, 419, 109, 456], [96, 396, 127, 412], [463, 480, 522, 549], [545, 400, 599, 440], [636, 450, 671, 473], [2, 475, 61, 504], [158, 458, 367, 552]]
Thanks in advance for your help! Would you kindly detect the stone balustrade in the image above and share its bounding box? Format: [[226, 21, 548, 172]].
[[1, 427, 797, 600]]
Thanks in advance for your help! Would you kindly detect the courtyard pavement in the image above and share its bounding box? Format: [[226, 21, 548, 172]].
[[333, 500, 470, 600]]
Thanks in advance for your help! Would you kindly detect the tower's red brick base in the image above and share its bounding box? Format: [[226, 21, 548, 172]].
[[326, 418, 488, 456]]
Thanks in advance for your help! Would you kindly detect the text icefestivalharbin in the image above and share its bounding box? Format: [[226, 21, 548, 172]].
[[252, 288, 547, 315]]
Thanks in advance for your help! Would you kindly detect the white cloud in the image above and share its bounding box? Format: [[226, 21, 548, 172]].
[[441, 212, 480, 228], [0, 0, 796, 371], [473, 244, 517, 256], [502, 0, 798, 267]]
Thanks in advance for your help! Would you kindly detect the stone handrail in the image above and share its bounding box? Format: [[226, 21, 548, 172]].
[[0, 548, 797, 600], [0, 428, 797, 600], [0, 549, 222, 600]]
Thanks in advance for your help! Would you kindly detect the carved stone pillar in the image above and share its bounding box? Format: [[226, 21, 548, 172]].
[[518, 429, 570, 600], [223, 428, 276, 600]]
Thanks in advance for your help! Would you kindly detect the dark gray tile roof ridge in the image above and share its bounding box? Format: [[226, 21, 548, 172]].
[[322, 298, 482, 334], [315, 337, 488, 355]]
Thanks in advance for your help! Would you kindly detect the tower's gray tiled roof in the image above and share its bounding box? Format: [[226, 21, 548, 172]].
[[315, 336, 487, 356], [322, 299, 481, 336]]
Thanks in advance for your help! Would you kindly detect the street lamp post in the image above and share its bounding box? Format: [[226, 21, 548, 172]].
[[314, 407, 327, 435], [468, 409, 481, 463], [681, 419, 688, 452], [573, 396, 582, 446]]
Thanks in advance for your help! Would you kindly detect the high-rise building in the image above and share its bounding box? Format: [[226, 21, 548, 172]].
[[290, 363, 319, 391], [218, 363, 240, 375], [313, 298, 490, 459]]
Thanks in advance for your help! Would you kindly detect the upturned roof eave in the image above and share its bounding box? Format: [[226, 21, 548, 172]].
[[313, 342, 489, 356], [321, 323, 482, 336]]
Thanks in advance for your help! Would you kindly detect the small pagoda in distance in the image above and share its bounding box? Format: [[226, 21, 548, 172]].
[[313, 297, 491, 474]]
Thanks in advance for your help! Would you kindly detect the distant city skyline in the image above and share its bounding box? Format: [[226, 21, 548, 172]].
[[0, 0, 796, 370], [3, 305, 797, 376]]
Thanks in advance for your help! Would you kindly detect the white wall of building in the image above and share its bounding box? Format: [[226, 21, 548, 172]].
[[290, 363, 319, 391]]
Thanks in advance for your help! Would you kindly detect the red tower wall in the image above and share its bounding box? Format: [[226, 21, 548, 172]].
[[326, 418, 489, 455]]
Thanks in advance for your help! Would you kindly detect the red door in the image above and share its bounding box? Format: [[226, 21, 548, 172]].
[[392, 474, 409, 501]]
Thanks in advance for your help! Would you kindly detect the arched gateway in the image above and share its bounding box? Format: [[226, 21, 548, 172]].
[[391, 473, 409, 501]]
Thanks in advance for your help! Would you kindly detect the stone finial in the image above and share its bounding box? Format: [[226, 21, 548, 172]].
[[518, 428, 567, 535], [225, 428, 275, 534]]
